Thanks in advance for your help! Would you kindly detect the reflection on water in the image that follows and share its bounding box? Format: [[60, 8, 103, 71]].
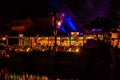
[[5, 73, 49, 80], [0, 67, 79, 80]]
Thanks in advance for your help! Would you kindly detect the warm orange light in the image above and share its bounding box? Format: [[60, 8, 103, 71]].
[[2, 37, 6, 41], [11, 25, 25, 32]]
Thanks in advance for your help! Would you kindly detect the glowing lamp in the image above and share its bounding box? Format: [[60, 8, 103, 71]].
[[19, 34, 23, 37], [2, 37, 6, 41], [57, 21, 61, 26]]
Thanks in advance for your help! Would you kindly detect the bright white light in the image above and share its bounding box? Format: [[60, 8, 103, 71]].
[[19, 34, 23, 37], [57, 21, 61, 26]]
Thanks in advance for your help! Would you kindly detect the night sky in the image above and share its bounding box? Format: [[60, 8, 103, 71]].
[[0, 0, 50, 19], [0, 0, 119, 34], [0, 0, 119, 19]]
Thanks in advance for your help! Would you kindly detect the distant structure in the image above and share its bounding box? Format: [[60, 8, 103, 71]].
[[10, 17, 33, 33]]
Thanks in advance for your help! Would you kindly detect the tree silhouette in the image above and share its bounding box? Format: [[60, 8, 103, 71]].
[[86, 17, 118, 42]]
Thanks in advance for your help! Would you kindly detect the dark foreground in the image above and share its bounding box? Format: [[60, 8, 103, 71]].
[[0, 47, 117, 80]]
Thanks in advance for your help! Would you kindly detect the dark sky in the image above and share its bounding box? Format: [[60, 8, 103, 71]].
[[65, 0, 119, 24], [0, 0, 119, 35], [0, 0, 49, 19], [0, 0, 119, 25]]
